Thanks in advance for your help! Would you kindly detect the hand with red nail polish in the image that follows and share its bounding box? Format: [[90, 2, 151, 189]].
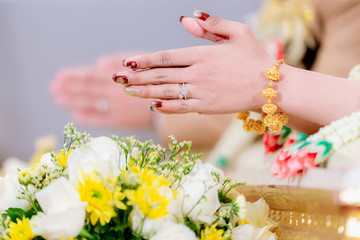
[[119, 11, 274, 116], [49, 52, 153, 129], [121, 10, 360, 134]]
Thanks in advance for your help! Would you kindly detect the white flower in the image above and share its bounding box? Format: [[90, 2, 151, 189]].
[[30, 177, 87, 240], [348, 64, 360, 81], [0, 173, 30, 213], [149, 222, 196, 240], [67, 136, 126, 186], [246, 198, 277, 229], [233, 224, 277, 240], [177, 160, 222, 225], [40, 153, 57, 170], [1, 157, 28, 175]]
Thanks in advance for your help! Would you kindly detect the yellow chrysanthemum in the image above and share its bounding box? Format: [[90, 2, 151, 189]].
[[77, 171, 116, 226], [125, 167, 175, 219], [200, 225, 224, 240], [113, 186, 127, 210], [57, 150, 71, 167], [7, 218, 34, 240]]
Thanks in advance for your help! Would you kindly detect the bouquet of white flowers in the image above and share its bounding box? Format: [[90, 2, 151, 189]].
[[0, 123, 276, 240]]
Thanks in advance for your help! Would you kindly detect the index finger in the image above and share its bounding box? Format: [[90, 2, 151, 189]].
[[123, 47, 200, 70]]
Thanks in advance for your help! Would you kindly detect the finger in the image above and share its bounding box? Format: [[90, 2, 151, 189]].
[[150, 99, 201, 114], [113, 67, 191, 85], [193, 10, 249, 40], [124, 83, 196, 100], [95, 51, 147, 70], [123, 47, 200, 69], [181, 16, 228, 43]]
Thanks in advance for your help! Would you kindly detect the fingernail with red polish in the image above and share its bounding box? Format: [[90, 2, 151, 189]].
[[122, 59, 126, 67], [179, 16, 185, 23], [112, 74, 129, 84], [126, 61, 138, 69], [193, 10, 209, 21], [151, 101, 162, 108]]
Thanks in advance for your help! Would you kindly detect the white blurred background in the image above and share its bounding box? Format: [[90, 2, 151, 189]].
[[0, 0, 262, 163]]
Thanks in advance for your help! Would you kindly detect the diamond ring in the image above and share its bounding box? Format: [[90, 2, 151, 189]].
[[179, 82, 188, 100], [95, 98, 109, 112]]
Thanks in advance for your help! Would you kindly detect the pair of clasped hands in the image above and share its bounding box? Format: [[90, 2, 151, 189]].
[[51, 10, 275, 130], [51, 10, 360, 136], [112, 10, 275, 115]]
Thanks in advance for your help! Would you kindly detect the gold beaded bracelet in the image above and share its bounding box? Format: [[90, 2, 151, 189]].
[[237, 59, 288, 134]]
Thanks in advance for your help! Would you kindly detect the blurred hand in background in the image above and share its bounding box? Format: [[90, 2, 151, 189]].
[[50, 52, 154, 129]]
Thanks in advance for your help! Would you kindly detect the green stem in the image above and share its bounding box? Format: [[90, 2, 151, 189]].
[[26, 186, 40, 212], [79, 228, 94, 239], [136, 216, 146, 240]]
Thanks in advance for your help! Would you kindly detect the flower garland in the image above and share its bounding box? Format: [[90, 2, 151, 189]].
[[270, 111, 360, 179], [306, 111, 360, 150], [270, 64, 360, 179]]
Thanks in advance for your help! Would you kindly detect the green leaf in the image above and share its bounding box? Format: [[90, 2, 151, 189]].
[[184, 217, 197, 232], [2, 208, 27, 222]]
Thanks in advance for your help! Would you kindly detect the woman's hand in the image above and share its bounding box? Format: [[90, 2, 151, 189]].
[[114, 11, 275, 114], [50, 53, 153, 129]]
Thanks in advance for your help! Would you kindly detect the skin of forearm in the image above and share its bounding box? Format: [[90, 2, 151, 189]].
[[275, 64, 360, 132]]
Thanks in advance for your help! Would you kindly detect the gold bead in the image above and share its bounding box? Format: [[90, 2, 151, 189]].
[[262, 88, 277, 100], [276, 112, 288, 125], [265, 68, 280, 81], [262, 103, 277, 115], [243, 119, 265, 134], [268, 124, 283, 133], [264, 115, 283, 133], [236, 111, 250, 120], [263, 115, 276, 126]]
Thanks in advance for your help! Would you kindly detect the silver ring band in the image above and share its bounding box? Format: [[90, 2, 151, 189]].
[[179, 82, 188, 100]]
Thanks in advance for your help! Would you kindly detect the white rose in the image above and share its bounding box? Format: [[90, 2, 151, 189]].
[[2, 157, 28, 174], [149, 223, 196, 240], [30, 177, 87, 240], [129, 186, 181, 239], [233, 224, 277, 240], [0, 173, 30, 213], [177, 160, 222, 225], [67, 136, 126, 186]]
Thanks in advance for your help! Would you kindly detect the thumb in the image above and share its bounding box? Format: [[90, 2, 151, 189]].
[[193, 10, 247, 39], [180, 16, 228, 43]]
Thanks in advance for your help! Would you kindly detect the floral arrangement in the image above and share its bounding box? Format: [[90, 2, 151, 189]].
[[0, 123, 276, 240]]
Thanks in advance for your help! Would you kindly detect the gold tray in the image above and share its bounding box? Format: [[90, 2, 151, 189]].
[[237, 185, 360, 239]]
